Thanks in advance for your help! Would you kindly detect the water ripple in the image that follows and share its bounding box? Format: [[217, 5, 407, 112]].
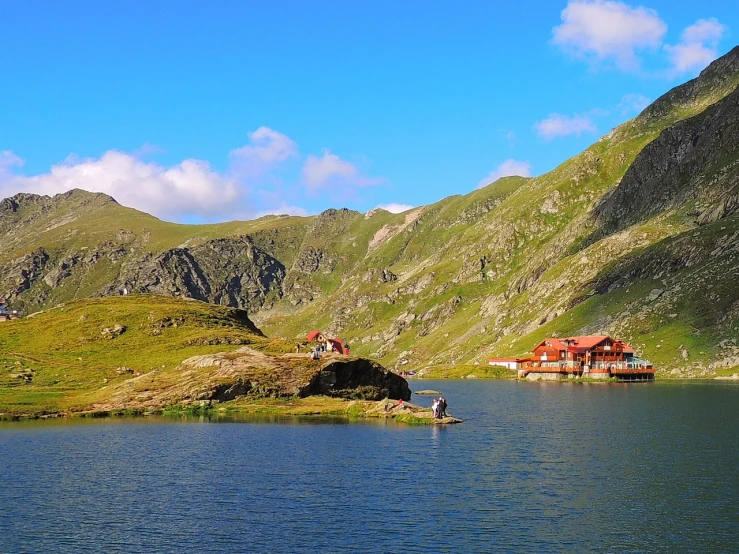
[[1, 381, 738, 553]]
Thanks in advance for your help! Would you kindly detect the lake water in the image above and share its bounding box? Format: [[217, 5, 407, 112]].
[[1, 380, 738, 553]]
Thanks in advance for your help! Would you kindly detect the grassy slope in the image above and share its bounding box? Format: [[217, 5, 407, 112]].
[[256, 177, 530, 338], [0, 295, 289, 416], [306, 57, 739, 372]]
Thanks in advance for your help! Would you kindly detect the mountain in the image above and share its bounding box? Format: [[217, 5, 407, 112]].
[[2, 47, 739, 377]]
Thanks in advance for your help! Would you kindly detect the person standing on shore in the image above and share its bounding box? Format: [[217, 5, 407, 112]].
[[438, 395, 447, 418]]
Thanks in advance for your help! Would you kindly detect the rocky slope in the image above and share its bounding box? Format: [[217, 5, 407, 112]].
[[2, 47, 739, 377]]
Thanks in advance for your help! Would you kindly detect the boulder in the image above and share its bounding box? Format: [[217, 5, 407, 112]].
[[101, 324, 126, 339], [301, 358, 411, 401]]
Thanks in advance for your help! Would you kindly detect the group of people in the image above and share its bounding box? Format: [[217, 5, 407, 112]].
[[431, 395, 447, 419]]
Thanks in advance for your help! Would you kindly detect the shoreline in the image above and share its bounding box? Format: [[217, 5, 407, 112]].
[[0, 396, 462, 425], [4, 377, 737, 422]]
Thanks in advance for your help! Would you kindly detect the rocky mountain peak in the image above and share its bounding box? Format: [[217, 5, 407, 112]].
[[697, 45, 739, 83], [318, 207, 358, 218], [55, 188, 118, 205], [591, 82, 739, 237], [637, 46, 739, 126], [0, 189, 117, 213]]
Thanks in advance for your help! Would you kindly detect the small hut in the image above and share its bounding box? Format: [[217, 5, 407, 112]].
[[305, 330, 349, 355], [305, 330, 327, 343]]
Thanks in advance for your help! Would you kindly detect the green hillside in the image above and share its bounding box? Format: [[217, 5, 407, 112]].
[[0, 295, 279, 416], [2, 47, 739, 379]]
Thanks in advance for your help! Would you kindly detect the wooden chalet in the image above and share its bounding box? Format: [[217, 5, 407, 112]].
[[518, 335, 654, 381]]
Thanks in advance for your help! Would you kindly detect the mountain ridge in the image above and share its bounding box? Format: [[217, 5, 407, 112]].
[[2, 47, 739, 377]]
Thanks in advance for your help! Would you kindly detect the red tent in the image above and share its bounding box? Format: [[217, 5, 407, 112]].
[[327, 338, 344, 354]]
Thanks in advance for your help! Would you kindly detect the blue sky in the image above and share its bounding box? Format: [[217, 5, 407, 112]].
[[0, 0, 736, 222]]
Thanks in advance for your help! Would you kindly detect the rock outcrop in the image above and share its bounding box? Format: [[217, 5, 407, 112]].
[[120, 236, 286, 312], [97, 348, 411, 411]]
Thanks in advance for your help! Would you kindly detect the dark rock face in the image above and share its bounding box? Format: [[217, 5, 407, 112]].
[[301, 359, 411, 401], [0, 249, 50, 300], [122, 236, 286, 312], [209, 380, 252, 402], [291, 246, 336, 274], [592, 80, 739, 237]]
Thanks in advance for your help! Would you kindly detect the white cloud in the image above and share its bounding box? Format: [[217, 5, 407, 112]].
[[229, 126, 298, 178], [0, 150, 239, 220], [553, 0, 667, 70], [132, 142, 165, 158], [682, 18, 725, 44], [302, 149, 383, 192], [0, 128, 307, 221], [665, 18, 726, 75], [618, 93, 651, 115], [665, 43, 716, 74], [534, 114, 597, 140], [0, 150, 24, 177], [1, 127, 389, 221], [476, 159, 532, 189], [376, 203, 414, 214]]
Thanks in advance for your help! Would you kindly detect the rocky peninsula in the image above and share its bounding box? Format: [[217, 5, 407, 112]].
[[0, 295, 460, 424]]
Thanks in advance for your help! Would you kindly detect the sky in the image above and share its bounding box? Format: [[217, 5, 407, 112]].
[[0, 0, 736, 223]]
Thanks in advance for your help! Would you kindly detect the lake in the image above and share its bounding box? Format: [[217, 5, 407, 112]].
[[1, 380, 738, 553]]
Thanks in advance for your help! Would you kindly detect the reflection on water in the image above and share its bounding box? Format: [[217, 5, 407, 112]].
[[1, 380, 738, 553]]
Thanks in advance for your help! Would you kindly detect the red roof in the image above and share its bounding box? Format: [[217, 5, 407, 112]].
[[534, 335, 633, 353], [614, 340, 635, 353], [306, 330, 322, 341], [567, 335, 610, 349], [533, 338, 570, 351]]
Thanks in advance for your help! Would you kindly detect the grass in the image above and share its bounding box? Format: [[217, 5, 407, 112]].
[[0, 294, 286, 417], [418, 364, 515, 379]]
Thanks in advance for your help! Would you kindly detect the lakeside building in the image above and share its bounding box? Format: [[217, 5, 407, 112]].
[[516, 335, 654, 381], [488, 358, 527, 370]]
